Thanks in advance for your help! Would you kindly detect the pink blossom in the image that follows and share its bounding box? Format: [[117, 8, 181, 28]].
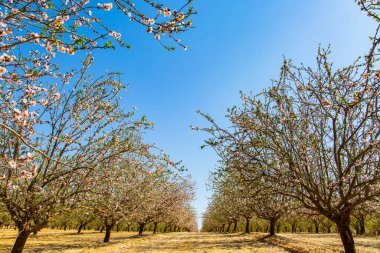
[[99, 3, 113, 11], [38, 99, 49, 106], [0, 66, 7, 75], [8, 160, 17, 169], [54, 93, 61, 100], [27, 153, 35, 160], [163, 8, 171, 17]]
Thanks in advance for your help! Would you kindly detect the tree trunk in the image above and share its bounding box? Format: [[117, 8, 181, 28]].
[[354, 226, 360, 235], [117, 224, 120, 232], [103, 224, 114, 243], [314, 222, 319, 233], [269, 218, 276, 236], [63, 224, 67, 231], [138, 223, 145, 236], [359, 218, 365, 235], [336, 217, 356, 253], [153, 223, 158, 234], [163, 225, 169, 233], [245, 218, 250, 234], [100, 225, 104, 233], [11, 229, 31, 253], [77, 224, 83, 234], [291, 223, 296, 233], [233, 221, 237, 232], [226, 223, 231, 233]]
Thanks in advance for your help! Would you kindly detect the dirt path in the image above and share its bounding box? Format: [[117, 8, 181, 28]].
[[2, 229, 380, 253], [1, 230, 288, 253], [55, 232, 290, 253]]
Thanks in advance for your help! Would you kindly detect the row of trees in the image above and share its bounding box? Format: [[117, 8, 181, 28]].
[[0, 0, 197, 253], [196, 1, 380, 253], [202, 177, 380, 236], [0, 152, 198, 239]]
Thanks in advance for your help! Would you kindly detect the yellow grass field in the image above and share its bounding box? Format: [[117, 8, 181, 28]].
[[1, 229, 379, 253]]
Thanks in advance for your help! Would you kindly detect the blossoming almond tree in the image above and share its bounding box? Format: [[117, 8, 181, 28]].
[[0, 0, 195, 155], [198, 50, 380, 252], [197, 2, 380, 252], [149, 174, 194, 234], [0, 57, 150, 253], [86, 152, 150, 243], [131, 162, 194, 236], [0, 1, 196, 252]]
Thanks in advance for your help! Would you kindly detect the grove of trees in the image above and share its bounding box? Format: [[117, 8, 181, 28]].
[[197, 1, 380, 253], [0, 0, 197, 253]]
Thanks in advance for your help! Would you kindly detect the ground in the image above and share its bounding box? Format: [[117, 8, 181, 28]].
[[1, 229, 380, 253]]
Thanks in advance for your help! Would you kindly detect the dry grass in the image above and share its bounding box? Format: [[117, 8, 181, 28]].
[[263, 233, 380, 253], [1, 229, 379, 253], [0, 229, 285, 253]]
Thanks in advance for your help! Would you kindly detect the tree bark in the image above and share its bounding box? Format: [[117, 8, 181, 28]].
[[163, 225, 169, 233], [77, 224, 83, 234], [269, 218, 276, 236], [153, 223, 158, 234], [11, 229, 31, 253], [226, 223, 231, 233], [314, 222, 319, 233], [359, 218, 365, 235], [354, 226, 360, 235], [103, 224, 114, 243], [336, 217, 356, 253], [245, 218, 250, 234], [291, 223, 296, 233], [138, 223, 145, 236], [233, 220, 238, 232]]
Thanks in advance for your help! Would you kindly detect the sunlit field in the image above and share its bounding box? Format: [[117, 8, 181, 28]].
[[1, 229, 380, 253]]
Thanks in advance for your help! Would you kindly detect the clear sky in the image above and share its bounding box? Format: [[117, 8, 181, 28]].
[[80, 0, 376, 227]]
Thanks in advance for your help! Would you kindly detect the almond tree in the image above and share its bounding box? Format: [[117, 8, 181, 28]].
[[205, 168, 257, 234], [351, 201, 377, 235], [0, 0, 195, 154], [206, 162, 291, 235], [197, 2, 380, 251], [131, 163, 194, 236], [71, 208, 96, 234], [149, 174, 195, 234], [85, 150, 153, 242], [175, 205, 198, 232], [0, 0, 195, 83], [198, 49, 380, 252], [0, 58, 149, 253]]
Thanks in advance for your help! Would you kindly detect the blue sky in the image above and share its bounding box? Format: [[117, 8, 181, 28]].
[[84, 1, 376, 227]]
